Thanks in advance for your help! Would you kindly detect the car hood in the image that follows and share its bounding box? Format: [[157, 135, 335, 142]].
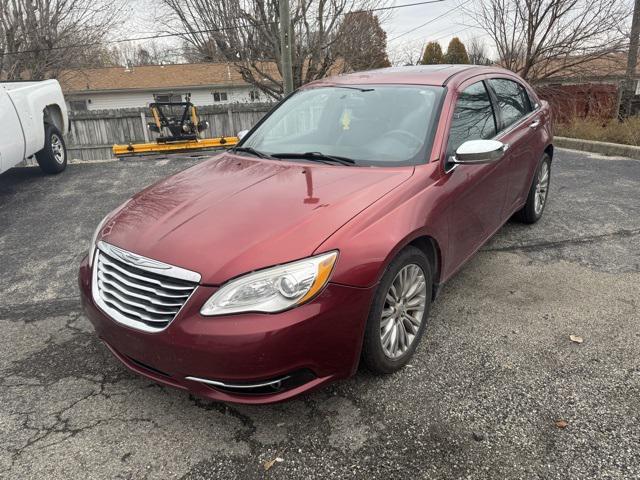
[[100, 153, 413, 285]]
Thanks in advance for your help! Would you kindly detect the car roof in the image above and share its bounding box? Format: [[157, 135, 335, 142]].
[[306, 65, 517, 89]]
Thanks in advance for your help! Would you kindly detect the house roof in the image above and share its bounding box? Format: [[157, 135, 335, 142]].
[[533, 53, 639, 83], [58, 62, 282, 94]]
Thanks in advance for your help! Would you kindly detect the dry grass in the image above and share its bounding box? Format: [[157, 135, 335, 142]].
[[555, 117, 640, 146]]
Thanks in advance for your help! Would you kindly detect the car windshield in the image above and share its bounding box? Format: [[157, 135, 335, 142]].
[[240, 85, 444, 166]]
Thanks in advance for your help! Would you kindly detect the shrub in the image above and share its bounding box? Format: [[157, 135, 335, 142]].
[[555, 117, 640, 146]]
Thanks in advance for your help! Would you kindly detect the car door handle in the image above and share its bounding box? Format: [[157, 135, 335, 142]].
[[529, 119, 540, 129]]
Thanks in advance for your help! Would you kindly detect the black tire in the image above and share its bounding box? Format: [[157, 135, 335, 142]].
[[36, 124, 67, 174], [361, 246, 432, 374], [515, 153, 551, 224]]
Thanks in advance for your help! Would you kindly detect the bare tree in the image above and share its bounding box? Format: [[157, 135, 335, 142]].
[[158, 0, 388, 99], [467, 36, 491, 65], [0, 0, 123, 80], [388, 39, 424, 66], [111, 41, 183, 67], [181, 39, 227, 63], [470, 0, 631, 82]]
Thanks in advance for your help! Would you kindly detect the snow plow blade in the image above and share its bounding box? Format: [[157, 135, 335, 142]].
[[113, 137, 239, 157]]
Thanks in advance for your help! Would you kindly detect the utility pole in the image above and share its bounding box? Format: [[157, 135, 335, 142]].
[[619, 0, 640, 118], [279, 0, 294, 95]]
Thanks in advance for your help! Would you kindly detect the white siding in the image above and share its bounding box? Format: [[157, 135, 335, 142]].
[[84, 91, 153, 110], [67, 86, 264, 111]]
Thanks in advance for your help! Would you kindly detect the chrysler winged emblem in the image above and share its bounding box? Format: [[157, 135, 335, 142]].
[[103, 243, 172, 270]]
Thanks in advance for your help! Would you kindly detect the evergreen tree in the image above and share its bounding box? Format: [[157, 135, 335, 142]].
[[421, 41, 444, 65], [334, 12, 391, 72], [444, 37, 470, 64]]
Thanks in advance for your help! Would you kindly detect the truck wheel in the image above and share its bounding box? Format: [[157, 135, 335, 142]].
[[36, 124, 67, 174]]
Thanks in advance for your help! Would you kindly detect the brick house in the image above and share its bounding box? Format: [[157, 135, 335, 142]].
[[533, 54, 640, 121]]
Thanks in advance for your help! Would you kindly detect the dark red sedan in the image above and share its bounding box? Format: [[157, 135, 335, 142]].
[[79, 65, 553, 404]]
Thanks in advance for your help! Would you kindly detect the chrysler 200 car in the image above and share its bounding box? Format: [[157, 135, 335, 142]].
[[79, 65, 553, 404]]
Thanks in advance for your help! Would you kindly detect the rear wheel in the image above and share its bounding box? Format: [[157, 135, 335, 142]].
[[516, 153, 551, 224], [361, 246, 432, 374], [36, 124, 67, 174]]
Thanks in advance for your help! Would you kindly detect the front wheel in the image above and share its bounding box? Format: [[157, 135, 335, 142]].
[[361, 246, 432, 374], [36, 124, 67, 174], [515, 153, 551, 224]]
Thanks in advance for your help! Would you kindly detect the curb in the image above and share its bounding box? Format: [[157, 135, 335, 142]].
[[555, 136, 640, 160]]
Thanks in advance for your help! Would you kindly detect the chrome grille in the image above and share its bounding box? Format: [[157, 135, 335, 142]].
[[92, 242, 200, 332]]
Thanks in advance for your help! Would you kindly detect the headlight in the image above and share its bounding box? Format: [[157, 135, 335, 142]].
[[200, 251, 338, 316], [88, 216, 108, 267]]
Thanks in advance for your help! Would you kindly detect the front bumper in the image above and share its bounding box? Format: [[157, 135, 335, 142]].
[[78, 255, 375, 404]]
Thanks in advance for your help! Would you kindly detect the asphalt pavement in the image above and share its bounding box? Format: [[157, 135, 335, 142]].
[[0, 149, 638, 479]]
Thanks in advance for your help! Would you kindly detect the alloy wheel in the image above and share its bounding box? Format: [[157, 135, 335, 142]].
[[380, 264, 427, 359], [534, 161, 549, 215]]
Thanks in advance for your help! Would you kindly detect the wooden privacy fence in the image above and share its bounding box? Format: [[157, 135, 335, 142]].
[[65, 103, 273, 161]]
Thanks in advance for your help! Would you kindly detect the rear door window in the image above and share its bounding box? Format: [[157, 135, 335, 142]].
[[446, 81, 497, 156], [488, 78, 532, 130]]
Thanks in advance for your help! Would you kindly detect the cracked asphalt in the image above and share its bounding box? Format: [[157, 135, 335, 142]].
[[1, 149, 639, 479]]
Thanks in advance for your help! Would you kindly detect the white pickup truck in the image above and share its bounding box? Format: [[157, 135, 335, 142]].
[[0, 79, 69, 175]]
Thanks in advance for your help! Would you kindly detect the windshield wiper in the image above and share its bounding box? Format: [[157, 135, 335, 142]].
[[333, 85, 375, 92], [270, 151, 357, 166], [231, 146, 273, 159]]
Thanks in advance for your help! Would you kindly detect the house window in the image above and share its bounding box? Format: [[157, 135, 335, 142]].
[[154, 93, 182, 103], [249, 90, 260, 101], [68, 99, 89, 111], [213, 91, 228, 102]]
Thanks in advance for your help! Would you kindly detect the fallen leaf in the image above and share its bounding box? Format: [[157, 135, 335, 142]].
[[263, 458, 277, 471], [263, 449, 287, 471], [555, 420, 568, 429], [569, 335, 584, 344]]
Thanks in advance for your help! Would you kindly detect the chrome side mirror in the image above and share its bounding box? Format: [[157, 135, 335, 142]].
[[452, 139, 509, 165], [237, 129, 249, 140]]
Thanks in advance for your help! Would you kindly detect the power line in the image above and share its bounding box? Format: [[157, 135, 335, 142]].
[[366, 0, 447, 13], [413, 21, 475, 45], [0, 0, 449, 58], [388, 0, 473, 41], [432, 24, 477, 42], [0, 22, 276, 57]]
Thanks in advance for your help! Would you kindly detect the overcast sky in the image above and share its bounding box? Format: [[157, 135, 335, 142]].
[[383, 0, 487, 63], [123, 0, 489, 65], [124, 0, 637, 66]]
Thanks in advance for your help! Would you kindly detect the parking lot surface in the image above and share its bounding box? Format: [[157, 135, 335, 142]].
[[1, 149, 639, 479]]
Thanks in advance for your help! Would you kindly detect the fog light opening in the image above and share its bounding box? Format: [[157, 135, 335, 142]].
[[270, 380, 282, 391], [186, 369, 316, 396]]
